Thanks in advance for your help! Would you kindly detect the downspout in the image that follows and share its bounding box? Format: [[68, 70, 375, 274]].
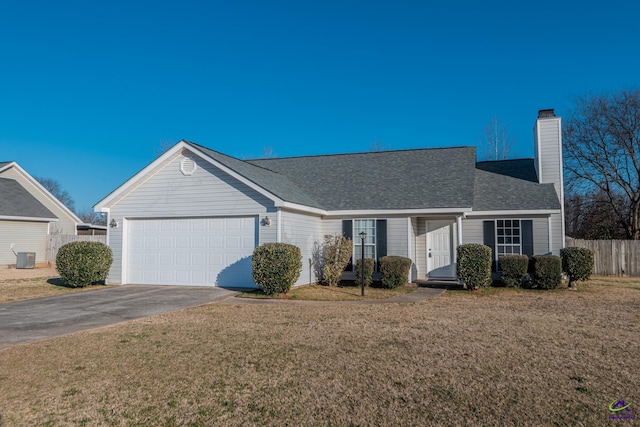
[[548, 216, 553, 255], [276, 208, 282, 243]]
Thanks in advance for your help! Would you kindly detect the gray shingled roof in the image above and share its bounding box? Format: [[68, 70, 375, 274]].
[[249, 147, 476, 210], [0, 178, 58, 219], [474, 160, 560, 211], [186, 142, 560, 212]]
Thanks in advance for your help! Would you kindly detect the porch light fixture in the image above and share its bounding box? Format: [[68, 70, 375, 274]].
[[264, 216, 271, 226], [110, 219, 118, 228], [359, 231, 366, 297]]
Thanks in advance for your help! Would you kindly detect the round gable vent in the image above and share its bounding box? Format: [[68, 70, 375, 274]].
[[180, 158, 197, 176]]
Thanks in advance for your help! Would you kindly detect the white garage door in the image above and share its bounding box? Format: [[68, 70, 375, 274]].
[[127, 217, 256, 287]]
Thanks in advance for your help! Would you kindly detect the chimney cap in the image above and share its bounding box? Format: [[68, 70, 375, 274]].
[[538, 109, 556, 118]]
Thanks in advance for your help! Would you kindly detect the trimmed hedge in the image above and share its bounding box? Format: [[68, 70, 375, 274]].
[[322, 235, 353, 287], [561, 247, 594, 290], [355, 258, 375, 287], [380, 256, 412, 289], [499, 255, 529, 287], [252, 243, 302, 295], [56, 241, 113, 288], [532, 255, 562, 290], [457, 244, 492, 290]]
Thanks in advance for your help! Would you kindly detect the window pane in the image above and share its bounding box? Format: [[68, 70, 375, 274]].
[[498, 237, 504, 244], [513, 237, 520, 244], [497, 220, 504, 227], [505, 220, 511, 227], [513, 220, 520, 227]]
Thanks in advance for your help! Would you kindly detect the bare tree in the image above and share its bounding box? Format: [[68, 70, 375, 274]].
[[76, 208, 107, 225], [369, 140, 388, 152], [563, 89, 640, 240], [479, 116, 513, 161], [35, 177, 76, 212]]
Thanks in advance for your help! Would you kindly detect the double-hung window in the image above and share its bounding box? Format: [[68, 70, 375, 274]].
[[496, 219, 521, 256], [353, 219, 376, 261], [342, 219, 387, 272]]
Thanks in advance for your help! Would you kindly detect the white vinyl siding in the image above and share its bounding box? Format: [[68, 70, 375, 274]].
[[0, 167, 78, 235], [0, 221, 49, 264], [386, 217, 409, 258], [280, 209, 323, 285], [107, 152, 276, 284]]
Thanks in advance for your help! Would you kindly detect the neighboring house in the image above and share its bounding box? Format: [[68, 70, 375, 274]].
[[0, 162, 82, 266], [95, 109, 564, 288]]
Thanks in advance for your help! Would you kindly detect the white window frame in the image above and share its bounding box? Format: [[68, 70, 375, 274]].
[[496, 219, 522, 257], [353, 219, 376, 269]]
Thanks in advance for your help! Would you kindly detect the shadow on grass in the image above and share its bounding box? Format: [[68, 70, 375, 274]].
[[46, 278, 107, 289]]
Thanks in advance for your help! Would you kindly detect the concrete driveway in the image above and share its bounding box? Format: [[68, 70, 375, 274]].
[[0, 285, 238, 349]]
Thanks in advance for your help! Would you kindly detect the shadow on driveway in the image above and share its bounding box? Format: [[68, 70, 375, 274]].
[[0, 285, 237, 350]]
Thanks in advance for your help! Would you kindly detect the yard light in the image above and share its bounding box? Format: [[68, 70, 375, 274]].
[[359, 231, 366, 297]]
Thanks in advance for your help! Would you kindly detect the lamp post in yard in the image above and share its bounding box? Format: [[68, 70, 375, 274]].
[[359, 231, 366, 297]]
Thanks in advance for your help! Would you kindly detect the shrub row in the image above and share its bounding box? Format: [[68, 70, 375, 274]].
[[460, 245, 595, 291], [457, 244, 594, 291]]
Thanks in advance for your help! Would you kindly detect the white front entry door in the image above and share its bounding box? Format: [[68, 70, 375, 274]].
[[427, 221, 455, 279]]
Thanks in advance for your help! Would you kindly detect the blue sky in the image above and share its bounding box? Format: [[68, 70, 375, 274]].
[[1, 0, 638, 213]]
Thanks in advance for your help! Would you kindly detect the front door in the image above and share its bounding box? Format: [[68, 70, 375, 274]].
[[427, 221, 455, 278]]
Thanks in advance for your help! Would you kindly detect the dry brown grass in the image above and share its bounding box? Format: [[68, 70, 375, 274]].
[[241, 282, 418, 300], [0, 276, 639, 426], [0, 268, 111, 303]]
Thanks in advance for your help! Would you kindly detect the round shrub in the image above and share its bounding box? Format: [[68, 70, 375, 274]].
[[533, 255, 562, 290], [56, 241, 113, 288], [355, 258, 375, 287], [499, 255, 529, 287], [457, 244, 492, 290], [561, 247, 594, 290], [252, 243, 302, 295], [380, 256, 412, 289]]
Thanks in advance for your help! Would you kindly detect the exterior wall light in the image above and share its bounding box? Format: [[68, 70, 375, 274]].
[[110, 219, 118, 228], [264, 216, 271, 226]]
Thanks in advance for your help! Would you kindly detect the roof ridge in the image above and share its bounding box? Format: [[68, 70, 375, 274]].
[[249, 145, 476, 162]]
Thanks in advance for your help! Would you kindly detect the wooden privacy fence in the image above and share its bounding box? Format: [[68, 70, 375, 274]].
[[565, 237, 640, 276], [47, 235, 107, 263]]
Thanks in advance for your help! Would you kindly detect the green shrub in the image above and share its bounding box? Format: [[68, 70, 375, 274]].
[[322, 234, 353, 286], [532, 255, 562, 290], [561, 247, 594, 290], [355, 258, 375, 287], [499, 255, 529, 287], [457, 244, 492, 290], [56, 241, 113, 288], [252, 243, 302, 295], [380, 256, 412, 289]]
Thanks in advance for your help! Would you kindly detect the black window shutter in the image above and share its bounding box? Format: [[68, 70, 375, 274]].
[[376, 219, 387, 271], [483, 220, 496, 272], [342, 220, 353, 271], [521, 220, 534, 257]]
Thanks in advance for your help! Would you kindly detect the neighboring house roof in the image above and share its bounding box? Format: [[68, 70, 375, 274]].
[[474, 159, 560, 211], [0, 177, 58, 220], [0, 161, 82, 224]]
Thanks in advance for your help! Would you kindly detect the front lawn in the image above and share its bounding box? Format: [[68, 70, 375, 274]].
[[240, 282, 418, 300], [0, 277, 638, 425], [0, 274, 111, 303]]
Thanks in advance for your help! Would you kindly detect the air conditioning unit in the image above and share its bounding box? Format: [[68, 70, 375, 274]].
[[16, 252, 36, 269]]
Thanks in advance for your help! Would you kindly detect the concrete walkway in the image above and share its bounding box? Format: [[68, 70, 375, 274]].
[[220, 286, 446, 306]]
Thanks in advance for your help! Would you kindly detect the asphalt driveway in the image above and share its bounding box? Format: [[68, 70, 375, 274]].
[[0, 285, 238, 349]]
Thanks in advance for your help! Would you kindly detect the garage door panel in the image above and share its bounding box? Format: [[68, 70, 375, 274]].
[[127, 217, 256, 287]]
